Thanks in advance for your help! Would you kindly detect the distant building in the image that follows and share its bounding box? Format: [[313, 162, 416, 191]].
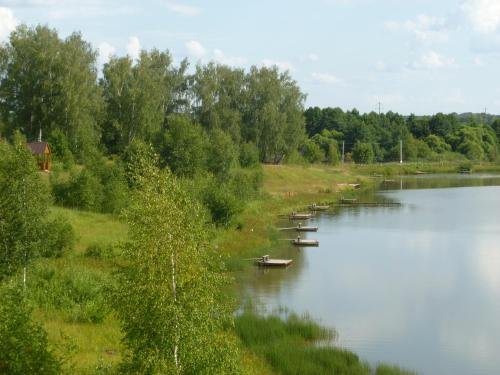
[[27, 129, 52, 171]]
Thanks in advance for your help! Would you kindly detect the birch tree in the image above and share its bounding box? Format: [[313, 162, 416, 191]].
[[114, 164, 240, 374]]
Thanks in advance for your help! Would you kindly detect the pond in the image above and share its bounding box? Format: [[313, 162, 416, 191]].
[[242, 174, 500, 375]]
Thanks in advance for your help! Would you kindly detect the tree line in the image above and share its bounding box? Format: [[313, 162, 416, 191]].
[[304, 108, 500, 164]]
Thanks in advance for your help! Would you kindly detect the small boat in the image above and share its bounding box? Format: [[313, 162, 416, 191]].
[[459, 169, 471, 174], [289, 212, 313, 220], [255, 255, 293, 267], [292, 237, 319, 246], [308, 203, 330, 211]]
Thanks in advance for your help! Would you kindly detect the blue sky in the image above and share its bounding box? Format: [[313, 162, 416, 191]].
[[1, 0, 500, 115]]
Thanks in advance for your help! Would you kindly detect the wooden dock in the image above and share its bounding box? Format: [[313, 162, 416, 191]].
[[278, 224, 319, 232], [340, 197, 358, 204], [289, 212, 313, 220], [292, 238, 319, 246], [255, 255, 293, 267], [308, 204, 330, 211]]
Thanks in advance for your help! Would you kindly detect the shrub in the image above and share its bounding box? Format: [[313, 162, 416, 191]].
[[84, 243, 114, 259], [40, 215, 75, 258], [239, 142, 260, 168], [352, 142, 374, 164], [0, 284, 61, 374], [202, 183, 242, 227], [27, 263, 111, 324]]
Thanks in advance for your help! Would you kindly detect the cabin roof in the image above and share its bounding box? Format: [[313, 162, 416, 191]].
[[27, 141, 50, 155]]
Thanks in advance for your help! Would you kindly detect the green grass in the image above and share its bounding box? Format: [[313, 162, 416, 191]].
[[236, 311, 415, 375], [48, 206, 127, 255]]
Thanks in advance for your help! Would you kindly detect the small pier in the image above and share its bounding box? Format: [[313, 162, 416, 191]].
[[292, 237, 319, 247], [308, 203, 330, 211], [255, 255, 293, 267], [289, 212, 313, 220], [279, 224, 318, 232], [340, 197, 358, 204]]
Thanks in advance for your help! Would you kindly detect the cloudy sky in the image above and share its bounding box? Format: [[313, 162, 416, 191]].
[[1, 0, 500, 115]]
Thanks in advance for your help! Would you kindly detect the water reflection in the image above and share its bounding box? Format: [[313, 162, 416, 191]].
[[243, 175, 500, 375]]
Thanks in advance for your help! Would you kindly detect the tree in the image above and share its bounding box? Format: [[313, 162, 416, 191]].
[[114, 165, 240, 374], [0, 285, 60, 374], [0, 25, 103, 159], [158, 115, 206, 178], [352, 142, 374, 164], [0, 135, 50, 281]]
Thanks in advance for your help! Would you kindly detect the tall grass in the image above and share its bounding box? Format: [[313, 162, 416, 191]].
[[235, 311, 417, 375]]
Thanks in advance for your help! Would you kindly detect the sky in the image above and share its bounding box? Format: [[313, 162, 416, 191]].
[[1, 0, 500, 115]]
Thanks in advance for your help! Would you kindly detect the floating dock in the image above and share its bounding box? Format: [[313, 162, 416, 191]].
[[340, 197, 358, 204], [278, 223, 319, 232], [255, 255, 293, 267], [308, 204, 330, 211], [289, 212, 313, 220], [292, 238, 319, 246]]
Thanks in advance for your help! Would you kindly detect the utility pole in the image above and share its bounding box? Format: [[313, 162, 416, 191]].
[[399, 139, 403, 164], [341, 141, 345, 165]]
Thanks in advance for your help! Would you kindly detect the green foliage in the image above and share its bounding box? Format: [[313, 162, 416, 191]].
[[84, 242, 115, 259], [27, 262, 111, 323], [114, 166, 240, 374], [352, 142, 375, 164], [121, 139, 159, 188], [239, 142, 260, 168], [207, 127, 238, 179], [158, 115, 206, 177], [302, 139, 324, 163], [0, 25, 102, 158], [40, 215, 75, 258], [375, 364, 417, 375], [53, 169, 104, 212], [202, 179, 243, 227], [48, 128, 75, 168], [0, 284, 61, 374], [0, 136, 50, 279], [446, 125, 497, 161]]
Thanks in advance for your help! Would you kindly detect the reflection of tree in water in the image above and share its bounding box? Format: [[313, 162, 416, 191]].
[[380, 174, 500, 191]]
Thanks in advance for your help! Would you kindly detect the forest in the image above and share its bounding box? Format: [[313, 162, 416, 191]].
[[1, 24, 499, 374]]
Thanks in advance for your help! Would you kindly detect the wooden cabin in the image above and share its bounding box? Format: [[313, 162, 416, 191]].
[[27, 141, 52, 171]]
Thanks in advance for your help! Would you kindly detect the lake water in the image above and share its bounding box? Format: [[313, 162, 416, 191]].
[[243, 174, 500, 375]]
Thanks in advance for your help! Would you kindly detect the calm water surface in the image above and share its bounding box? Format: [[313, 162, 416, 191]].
[[243, 174, 500, 375]]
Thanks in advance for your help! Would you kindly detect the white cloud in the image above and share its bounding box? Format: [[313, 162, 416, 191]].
[[311, 72, 340, 84], [462, 0, 500, 34], [0, 7, 18, 42], [126, 36, 141, 61], [98, 42, 116, 66], [213, 49, 246, 66], [261, 59, 294, 72], [185, 40, 206, 59], [409, 50, 455, 70], [165, 1, 200, 16], [385, 14, 449, 44]]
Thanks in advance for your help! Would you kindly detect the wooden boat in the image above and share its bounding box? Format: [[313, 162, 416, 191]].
[[255, 255, 293, 267], [292, 237, 319, 246], [308, 203, 330, 211], [289, 212, 313, 220]]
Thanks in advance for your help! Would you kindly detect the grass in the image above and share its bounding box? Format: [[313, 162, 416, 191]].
[[236, 310, 414, 375]]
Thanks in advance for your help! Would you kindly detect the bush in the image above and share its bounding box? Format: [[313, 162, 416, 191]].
[[0, 284, 61, 374], [202, 183, 242, 227], [239, 142, 260, 168], [52, 169, 104, 212], [352, 142, 374, 164], [228, 167, 263, 201], [84, 243, 115, 259], [27, 263, 111, 324], [40, 215, 75, 258]]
